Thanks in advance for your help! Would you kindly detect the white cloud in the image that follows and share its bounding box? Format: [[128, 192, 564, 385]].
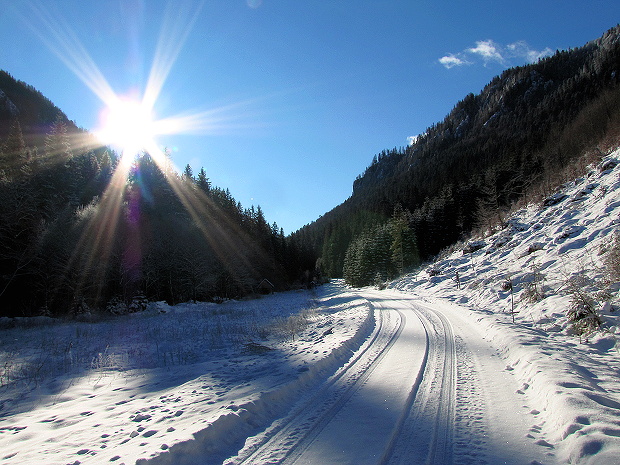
[[438, 54, 470, 69], [441, 39, 553, 69], [407, 133, 427, 145], [467, 40, 505, 65], [506, 41, 553, 63]]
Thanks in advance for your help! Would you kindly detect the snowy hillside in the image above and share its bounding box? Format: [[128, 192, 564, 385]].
[[390, 149, 620, 464]]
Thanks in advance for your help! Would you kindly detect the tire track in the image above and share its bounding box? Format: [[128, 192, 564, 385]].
[[381, 299, 456, 465], [236, 293, 459, 465], [233, 299, 405, 464], [279, 295, 428, 465], [419, 303, 456, 465]]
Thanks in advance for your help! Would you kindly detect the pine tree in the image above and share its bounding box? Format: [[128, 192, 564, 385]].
[[182, 163, 194, 181], [44, 114, 73, 163], [196, 167, 211, 192], [390, 205, 409, 275]]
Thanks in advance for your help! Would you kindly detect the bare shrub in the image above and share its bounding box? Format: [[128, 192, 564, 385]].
[[521, 264, 547, 304], [602, 231, 620, 284], [271, 307, 316, 342], [565, 275, 602, 339]]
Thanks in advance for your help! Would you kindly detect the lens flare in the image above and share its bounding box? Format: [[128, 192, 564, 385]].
[[17, 0, 272, 301]]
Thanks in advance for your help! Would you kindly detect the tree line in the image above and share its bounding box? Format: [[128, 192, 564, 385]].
[[342, 205, 418, 287], [0, 73, 315, 317]]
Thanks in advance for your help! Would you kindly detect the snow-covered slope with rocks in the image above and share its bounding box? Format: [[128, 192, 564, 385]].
[[390, 149, 620, 464]]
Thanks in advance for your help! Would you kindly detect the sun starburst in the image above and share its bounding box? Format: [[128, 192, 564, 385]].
[[17, 0, 267, 297], [95, 97, 157, 158]]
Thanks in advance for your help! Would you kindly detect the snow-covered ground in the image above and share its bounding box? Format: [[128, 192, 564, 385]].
[[390, 149, 620, 464], [0, 149, 619, 465], [0, 288, 373, 464]]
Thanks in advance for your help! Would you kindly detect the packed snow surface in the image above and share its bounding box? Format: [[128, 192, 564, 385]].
[[0, 150, 619, 465]]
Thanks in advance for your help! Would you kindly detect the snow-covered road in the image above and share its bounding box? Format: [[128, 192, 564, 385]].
[[230, 289, 556, 465], [233, 292, 428, 465]]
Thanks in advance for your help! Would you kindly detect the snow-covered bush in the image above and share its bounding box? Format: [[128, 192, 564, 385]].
[[270, 307, 317, 342], [564, 275, 602, 338], [106, 297, 128, 315], [521, 269, 547, 304], [128, 295, 148, 313], [106, 296, 148, 315]]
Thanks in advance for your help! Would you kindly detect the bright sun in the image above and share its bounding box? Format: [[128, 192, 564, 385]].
[[96, 98, 157, 156]]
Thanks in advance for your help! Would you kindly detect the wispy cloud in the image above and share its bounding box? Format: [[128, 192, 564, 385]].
[[439, 39, 553, 69], [507, 41, 553, 63], [438, 54, 470, 69]]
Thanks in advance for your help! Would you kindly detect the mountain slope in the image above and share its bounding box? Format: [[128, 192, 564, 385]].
[[0, 70, 77, 141], [296, 24, 620, 278]]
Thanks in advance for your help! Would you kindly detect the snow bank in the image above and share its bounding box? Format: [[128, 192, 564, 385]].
[[138, 292, 374, 465]]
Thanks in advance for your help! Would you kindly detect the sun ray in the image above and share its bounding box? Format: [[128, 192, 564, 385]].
[[153, 107, 263, 136], [63, 155, 133, 305], [143, 141, 266, 279], [143, 0, 206, 110], [20, 1, 117, 105]]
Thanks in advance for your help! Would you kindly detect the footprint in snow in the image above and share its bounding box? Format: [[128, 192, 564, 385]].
[[535, 439, 554, 448]]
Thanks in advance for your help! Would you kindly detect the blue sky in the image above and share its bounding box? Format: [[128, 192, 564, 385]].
[[0, 0, 617, 233]]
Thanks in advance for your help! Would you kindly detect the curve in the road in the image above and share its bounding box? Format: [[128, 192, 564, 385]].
[[234, 293, 460, 465]]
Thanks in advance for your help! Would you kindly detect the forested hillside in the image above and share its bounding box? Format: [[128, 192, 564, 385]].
[[294, 25, 620, 285], [0, 72, 310, 317]]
